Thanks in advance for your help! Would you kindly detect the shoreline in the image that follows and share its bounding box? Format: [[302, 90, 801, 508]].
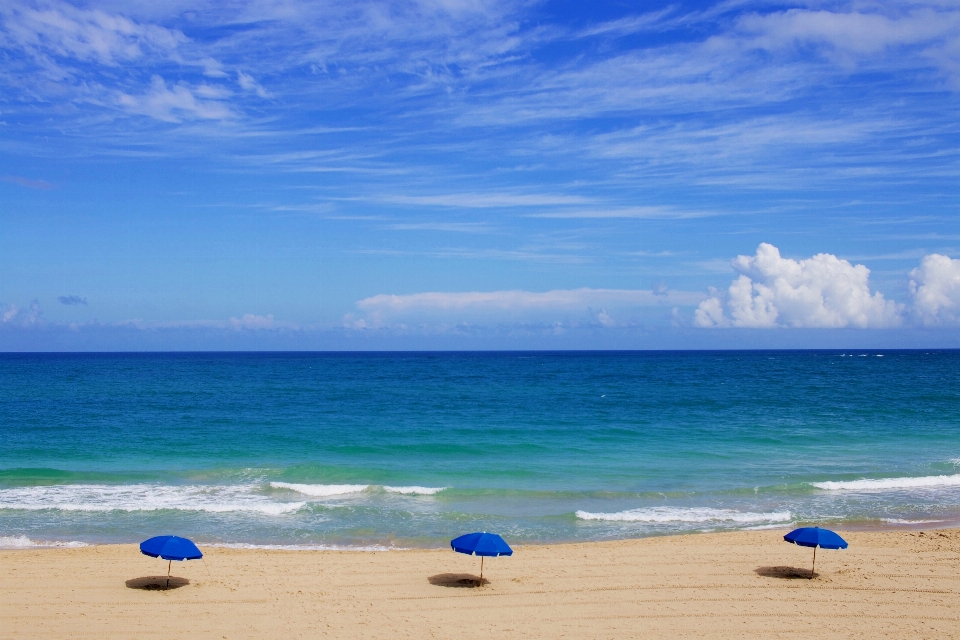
[[4, 518, 959, 552], [3, 527, 958, 639]]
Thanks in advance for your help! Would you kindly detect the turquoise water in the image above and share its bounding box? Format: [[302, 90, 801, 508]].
[[1, 351, 958, 549]]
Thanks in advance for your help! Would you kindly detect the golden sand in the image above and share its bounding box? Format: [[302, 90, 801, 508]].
[[2, 528, 958, 639]]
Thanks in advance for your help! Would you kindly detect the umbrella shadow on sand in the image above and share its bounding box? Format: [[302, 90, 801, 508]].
[[755, 566, 817, 580], [428, 573, 489, 588], [126, 576, 191, 590]]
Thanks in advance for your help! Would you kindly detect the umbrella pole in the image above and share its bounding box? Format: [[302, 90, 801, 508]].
[[167, 560, 171, 589], [479, 556, 484, 586], [810, 546, 817, 580]]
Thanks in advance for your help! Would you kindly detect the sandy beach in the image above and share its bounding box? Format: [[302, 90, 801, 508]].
[[2, 528, 958, 639]]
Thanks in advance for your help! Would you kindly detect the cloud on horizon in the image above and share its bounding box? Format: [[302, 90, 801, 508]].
[[695, 244, 959, 329], [356, 287, 701, 312], [910, 253, 960, 325], [344, 287, 701, 331], [6, 246, 959, 343]]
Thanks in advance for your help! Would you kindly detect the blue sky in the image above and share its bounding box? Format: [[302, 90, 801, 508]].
[[1, 0, 959, 350]]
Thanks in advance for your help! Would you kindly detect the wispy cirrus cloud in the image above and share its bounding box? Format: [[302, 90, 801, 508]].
[[383, 222, 494, 233], [116, 75, 234, 122], [736, 7, 960, 71], [0, 1, 186, 66], [3, 1, 960, 352], [382, 193, 592, 208], [526, 206, 714, 219], [2, 175, 52, 189]]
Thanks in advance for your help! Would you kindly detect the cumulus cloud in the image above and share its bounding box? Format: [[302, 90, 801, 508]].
[[58, 295, 87, 305], [694, 243, 902, 328], [1, 300, 43, 327], [909, 253, 960, 325]]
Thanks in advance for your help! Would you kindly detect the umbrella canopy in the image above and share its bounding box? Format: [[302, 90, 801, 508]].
[[140, 535, 203, 561], [784, 527, 848, 550], [451, 532, 513, 557], [450, 532, 512, 586], [783, 527, 847, 579]]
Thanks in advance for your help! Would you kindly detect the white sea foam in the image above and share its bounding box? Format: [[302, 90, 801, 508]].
[[0, 484, 303, 515], [269, 482, 370, 497], [0, 535, 88, 549], [382, 486, 447, 495], [209, 542, 400, 551], [810, 474, 960, 491], [575, 507, 792, 524], [268, 483, 447, 496], [880, 518, 945, 525]]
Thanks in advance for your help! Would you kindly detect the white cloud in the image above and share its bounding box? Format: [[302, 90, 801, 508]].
[[694, 243, 903, 328], [1, 300, 43, 327], [199, 57, 228, 78], [237, 70, 270, 98], [110, 313, 300, 332], [1, 303, 300, 333], [738, 7, 960, 57], [384, 222, 493, 233], [909, 253, 960, 324], [229, 314, 299, 331], [731, 6, 960, 89], [526, 206, 713, 219], [348, 286, 703, 332], [576, 7, 678, 39], [0, 1, 185, 66], [357, 287, 703, 312], [117, 75, 233, 122], [383, 194, 592, 208]]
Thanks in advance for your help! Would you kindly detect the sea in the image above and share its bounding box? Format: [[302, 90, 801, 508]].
[[1, 351, 958, 550]]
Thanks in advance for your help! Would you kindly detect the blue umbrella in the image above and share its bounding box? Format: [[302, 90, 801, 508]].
[[140, 535, 203, 589], [451, 532, 512, 585], [783, 527, 847, 579]]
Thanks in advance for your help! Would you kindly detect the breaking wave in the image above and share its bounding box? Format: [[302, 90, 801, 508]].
[[269, 482, 447, 496], [209, 542, 400, 551], [269, 482, 370, 497], [0, 481, 450, 515], [0, 535, 88, 549], [810, 474, 960, 491], [575, 507, 792, 524], [383, 486, 447, 495], [0, 484, 303, 515]]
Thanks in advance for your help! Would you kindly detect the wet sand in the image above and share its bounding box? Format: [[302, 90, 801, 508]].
[[2, 528, 958, 639]]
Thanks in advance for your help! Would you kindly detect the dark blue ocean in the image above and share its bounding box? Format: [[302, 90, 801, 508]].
[[1, 351, 958, 550]]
